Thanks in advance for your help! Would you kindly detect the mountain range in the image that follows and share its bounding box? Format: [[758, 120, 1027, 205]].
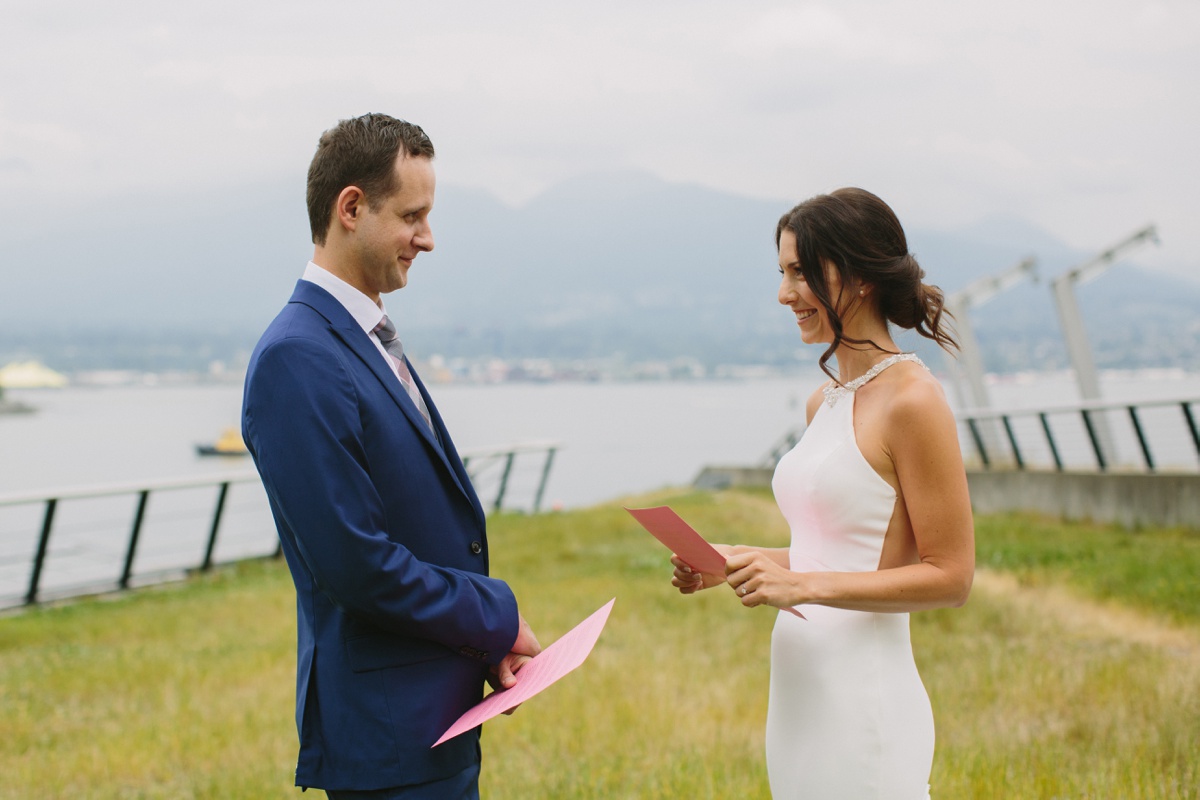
[[2, 170, 1197, 374]]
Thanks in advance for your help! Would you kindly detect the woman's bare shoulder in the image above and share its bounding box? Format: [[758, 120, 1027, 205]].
[[879, 362, 953, 426]]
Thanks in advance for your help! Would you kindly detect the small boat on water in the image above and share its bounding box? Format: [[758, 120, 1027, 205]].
[[196, 428, 249, 457]]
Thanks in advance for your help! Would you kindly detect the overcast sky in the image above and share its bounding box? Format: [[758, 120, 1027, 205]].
[[3, 0, 1197, 281]]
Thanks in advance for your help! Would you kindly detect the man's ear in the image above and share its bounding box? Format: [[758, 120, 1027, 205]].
[[335, 186, 367, 233]]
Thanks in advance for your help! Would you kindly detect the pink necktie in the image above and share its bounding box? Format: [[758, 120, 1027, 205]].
[[373, 315, 433, 431]]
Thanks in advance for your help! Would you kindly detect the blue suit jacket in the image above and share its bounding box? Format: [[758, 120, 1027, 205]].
[[242, 280, 519, 791]]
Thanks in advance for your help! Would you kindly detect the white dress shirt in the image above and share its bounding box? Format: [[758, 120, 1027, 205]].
[[301, 261, 404, 384]]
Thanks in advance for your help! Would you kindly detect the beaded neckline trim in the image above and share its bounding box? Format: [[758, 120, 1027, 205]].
[[822, 352, 925, 407]]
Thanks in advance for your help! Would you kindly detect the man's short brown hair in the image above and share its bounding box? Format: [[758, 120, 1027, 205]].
[[306, 113, 435, 245]]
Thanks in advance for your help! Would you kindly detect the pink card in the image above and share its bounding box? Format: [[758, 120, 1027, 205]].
[[433, 598, 616, 747], [625, 505, 805, 619], [625, 505, 727, 575]]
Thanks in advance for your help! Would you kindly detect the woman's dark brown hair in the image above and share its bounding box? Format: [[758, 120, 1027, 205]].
[[775, 187, 957, 382]]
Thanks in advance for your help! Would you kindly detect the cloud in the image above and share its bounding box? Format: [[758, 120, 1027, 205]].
[[731, 4, 931, 65], [0, 0, 1196, 282], [0, 118, 85, 166]]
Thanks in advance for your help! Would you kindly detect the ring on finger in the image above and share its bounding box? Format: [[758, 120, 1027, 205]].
[[739, 585, 748, 596]]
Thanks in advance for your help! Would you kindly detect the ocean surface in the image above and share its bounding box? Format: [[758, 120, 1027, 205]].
[[2, 369, 1198, 605], [3, 367, 1200, 506], [0, 374, 819, 508]]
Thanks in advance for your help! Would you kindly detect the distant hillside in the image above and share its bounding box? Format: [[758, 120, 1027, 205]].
[[2, 171, 1197, 372]]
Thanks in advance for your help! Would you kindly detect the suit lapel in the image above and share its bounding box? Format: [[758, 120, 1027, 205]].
[[406, 364, 487, 527], [287, 282, 478, 511]]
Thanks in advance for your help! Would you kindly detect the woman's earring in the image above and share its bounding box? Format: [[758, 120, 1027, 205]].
[[859, 289, 864, 296]]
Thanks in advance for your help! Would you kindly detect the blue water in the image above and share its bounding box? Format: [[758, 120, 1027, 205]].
[[1, 369, 1197, 605], [0, 374, 820, 509], [2, 368, 1199, 507]]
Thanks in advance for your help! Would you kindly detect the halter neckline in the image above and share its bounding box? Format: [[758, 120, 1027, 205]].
[[822, 352, 925, 407]]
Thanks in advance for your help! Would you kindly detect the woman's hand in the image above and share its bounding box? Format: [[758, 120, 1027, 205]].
[[671, 544, 735, 594], [724, 550, 807, 610]]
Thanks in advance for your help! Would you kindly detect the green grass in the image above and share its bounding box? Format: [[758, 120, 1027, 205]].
[[975, 512, 1200, 624], [0, 489, 1197, 798], [0, 558, 299, 798], [919, 578, 1199, 798]]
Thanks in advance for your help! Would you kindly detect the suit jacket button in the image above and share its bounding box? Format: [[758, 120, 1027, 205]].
[[470, 541, 483, 555]]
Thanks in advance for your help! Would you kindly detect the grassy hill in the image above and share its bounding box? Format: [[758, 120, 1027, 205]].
[[1, 489, 1197, 798]]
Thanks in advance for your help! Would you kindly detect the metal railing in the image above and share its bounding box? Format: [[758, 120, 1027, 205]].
[[0, 441, 562, 609], [759, 427, 804, 468], [0, 472, 270, 609], [759, 397, 1200, 474], [462, 440, 561, 513], [956, 396, 1200, 473]]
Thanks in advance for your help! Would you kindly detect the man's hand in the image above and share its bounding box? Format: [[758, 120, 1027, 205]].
[[489, 613, 541, 699]]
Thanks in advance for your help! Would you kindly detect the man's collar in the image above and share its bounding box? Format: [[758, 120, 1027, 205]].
[[301, 261, 388, 334]]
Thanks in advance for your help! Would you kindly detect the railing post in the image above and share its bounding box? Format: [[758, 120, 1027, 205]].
[[1039, 413, 1064, 472], [1080, 410, 1108, 471], [120, 490, 150, 590], [1000, 415, 1024, 469], [1127, 406, 1155, 471], [201, 482, 230, 572], [493, 451, 516, 512], [25, 498, 58, 605], [1, 473, 267, 610], [533, 447, 557, 513], [966, 418, 990, 468], [1183, 402, 1200, 465]]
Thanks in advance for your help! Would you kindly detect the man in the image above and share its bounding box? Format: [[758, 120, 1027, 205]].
[[242, 113, 540, 799]]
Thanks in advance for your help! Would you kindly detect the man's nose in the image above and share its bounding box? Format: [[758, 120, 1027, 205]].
[[416, 221, 434, 252]]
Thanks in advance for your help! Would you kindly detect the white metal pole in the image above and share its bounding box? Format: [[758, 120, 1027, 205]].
[[1048, 225, 1158, 466]]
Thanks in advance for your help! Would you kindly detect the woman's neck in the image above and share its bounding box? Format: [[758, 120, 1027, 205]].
[[825, 302, 899, 384], [832, 338, 900, 385]]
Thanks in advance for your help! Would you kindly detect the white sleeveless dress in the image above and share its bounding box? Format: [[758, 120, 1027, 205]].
[[766, 354, 934, 799]]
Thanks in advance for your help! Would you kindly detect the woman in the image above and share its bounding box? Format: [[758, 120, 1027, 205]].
[[672, 188, 975, 799]]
